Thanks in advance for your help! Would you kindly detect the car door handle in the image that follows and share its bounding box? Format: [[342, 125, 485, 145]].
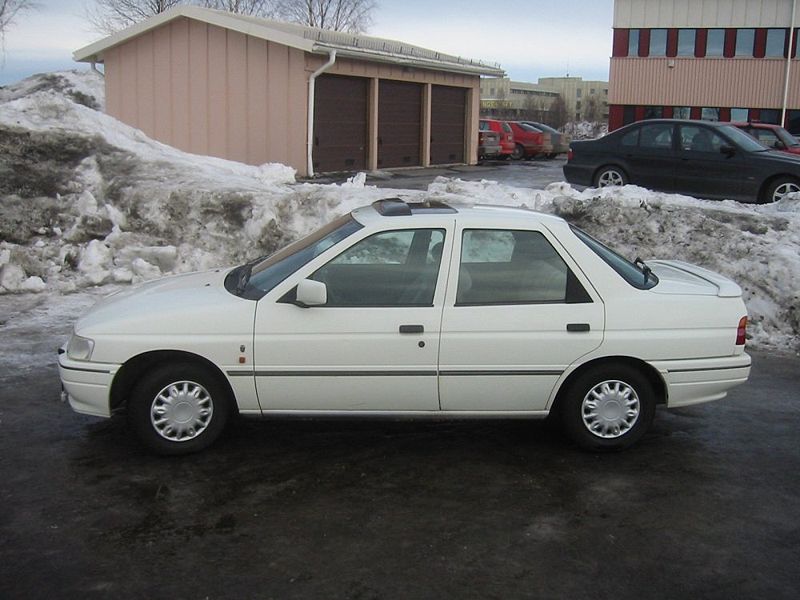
[[399, 325, 424, 334], [567, 323, 590, 332]]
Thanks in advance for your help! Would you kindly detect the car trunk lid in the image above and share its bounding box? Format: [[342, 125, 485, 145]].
[[648, 260, 742, 297]]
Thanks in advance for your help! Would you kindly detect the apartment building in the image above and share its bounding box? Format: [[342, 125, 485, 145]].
[[480, 77, 609, 122], [609, 0, 800, 132]]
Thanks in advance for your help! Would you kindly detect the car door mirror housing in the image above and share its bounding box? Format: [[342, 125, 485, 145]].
[[295, 279, 327, 307], [720, 144, 736, 157]]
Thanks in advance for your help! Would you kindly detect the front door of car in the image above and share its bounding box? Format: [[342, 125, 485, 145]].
[[622, 122, 677, 191], [673, 124, 746, 200], [438, 226, 605, 412], [252, 227, 450, 412]]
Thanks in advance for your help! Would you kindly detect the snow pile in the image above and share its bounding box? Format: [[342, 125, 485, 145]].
[[563, 120, 608, 140], [1, 70, 799, 352]]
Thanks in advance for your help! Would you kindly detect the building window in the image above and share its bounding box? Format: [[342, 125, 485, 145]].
[[576, 113, 581, 120], [628, 29, 640, 56], [576, 88, 582, 98], [787, 110, 800, 135], [649, 29, 668, 56], [576, 101, 582, 110], [644, 106, 663, 119], [701, 107, 720, 121], [731, 108, 749, 122], [622, 105, 636, 125], [760, 109, 781, 124], [765, 29, 786, 57], [706, 29, 725, 56], [603, 89, 608, 95], [590, 88, 596, 95], [673, 107, 691, 119], [677, 29, 695, 56], [735, 29, 755, 57]]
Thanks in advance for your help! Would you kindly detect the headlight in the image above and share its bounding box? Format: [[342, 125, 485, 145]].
[[67, 334, 95, 361]]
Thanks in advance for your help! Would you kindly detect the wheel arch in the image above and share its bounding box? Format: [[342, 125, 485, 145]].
[[110, 350, 236, 414], [549, 355, 667, 414], [758, 173, 800, 204], [592, 163, 629, 186]]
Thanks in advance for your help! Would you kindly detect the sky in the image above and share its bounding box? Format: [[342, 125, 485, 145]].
[[0, 0, 614, 85]]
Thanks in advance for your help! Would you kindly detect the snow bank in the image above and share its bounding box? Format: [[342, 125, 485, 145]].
[[1, 71, 798, 352]]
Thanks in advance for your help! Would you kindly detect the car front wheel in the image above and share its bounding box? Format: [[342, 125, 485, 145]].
[[560, 365, 655, 451], [765, 177, 800, 204], [594, 166, 628, 187], [128, 363, 232, 455]]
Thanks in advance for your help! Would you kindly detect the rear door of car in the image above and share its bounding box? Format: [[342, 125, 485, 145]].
[[622, 123, 677, 191], [438, 222, 604, 412]]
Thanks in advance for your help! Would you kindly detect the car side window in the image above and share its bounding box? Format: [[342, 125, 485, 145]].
[[479, 121, 489, 131], [311, 229, 445, 307], [456, 229, 588, 305], [502, 122, 512, 133], [679, 125, 727, 153], [621, 129, 639, 147], [638, 124, 673, 149]]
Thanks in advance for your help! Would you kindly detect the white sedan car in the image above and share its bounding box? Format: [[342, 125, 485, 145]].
[[59, 200, 751, 454]]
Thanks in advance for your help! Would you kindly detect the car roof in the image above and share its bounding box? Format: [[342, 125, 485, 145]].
[[352, 199, 568, 228], [621, 119, 731, 128], [730, 121, 781, 129]]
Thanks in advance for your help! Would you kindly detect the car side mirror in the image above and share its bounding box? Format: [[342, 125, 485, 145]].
[[774, 141, 786, 149], [294, 279, 327, 307], [720, 144, 736, 157]]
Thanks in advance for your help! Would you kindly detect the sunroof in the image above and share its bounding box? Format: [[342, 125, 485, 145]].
[[372, 198, 457, 216]]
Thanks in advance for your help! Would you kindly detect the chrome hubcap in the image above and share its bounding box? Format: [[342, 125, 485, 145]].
[[598, 170, 624, 187], [151, 381, 213, 442], [581, 380, 640, 439], [772, 182, 800, 202]]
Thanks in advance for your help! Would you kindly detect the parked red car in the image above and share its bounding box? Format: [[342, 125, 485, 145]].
[[480, 118, 515, 158], [478, 129, 502, 160], [731, 122, 800, 155], [507, 121, 545, 159]]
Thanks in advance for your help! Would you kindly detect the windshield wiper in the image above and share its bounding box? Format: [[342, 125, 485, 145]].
[[634, 256, 653, 285]]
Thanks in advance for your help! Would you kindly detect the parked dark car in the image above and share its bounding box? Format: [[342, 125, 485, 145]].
[[563, 119, 800, 203], [732, 122, 800, 156]]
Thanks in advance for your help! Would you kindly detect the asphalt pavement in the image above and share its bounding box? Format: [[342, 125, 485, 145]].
[[1, 347, 798, 599]]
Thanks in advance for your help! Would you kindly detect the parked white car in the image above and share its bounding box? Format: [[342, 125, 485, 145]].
[[59, 200, 751, 454]]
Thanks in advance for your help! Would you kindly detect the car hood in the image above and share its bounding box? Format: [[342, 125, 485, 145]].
[[648, 260, 742, 297], [75, 268, 254, 336]]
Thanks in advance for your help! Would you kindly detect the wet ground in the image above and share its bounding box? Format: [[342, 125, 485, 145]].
[[1, 295, 799, 600], [311, 157, 569, 191]]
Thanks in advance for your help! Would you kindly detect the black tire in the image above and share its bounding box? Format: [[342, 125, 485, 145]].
[[593, 165, 628, 188], [128, 362, 232, 455], [763, 176, 800, 204], [559, 364, 656, 451], [511, 144, 525, 160]]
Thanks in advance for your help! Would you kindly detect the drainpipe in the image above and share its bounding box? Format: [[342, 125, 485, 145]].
[[307, 50, 337, 177], [781, 0, 797, 125], [91, 61, 104, 78]]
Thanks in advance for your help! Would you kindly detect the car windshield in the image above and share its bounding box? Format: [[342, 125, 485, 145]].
[[720, 125, 771, 152], [227, 214, 363, 300], [531, 123, 559, 134], [775, 127, 800, 147], [571, 226, 658, 290], [520, 123, 542, 132]]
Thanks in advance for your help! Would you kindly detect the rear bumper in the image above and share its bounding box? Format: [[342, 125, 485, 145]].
[[478, 144, 503, 157], [58, 354, 118, 418], [651, 353, 752, 408], [563, 163, 594, 186]]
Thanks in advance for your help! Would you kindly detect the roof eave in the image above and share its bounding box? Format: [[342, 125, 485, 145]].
[[313, 45, 505, 78], [73, 5, 315, 63]]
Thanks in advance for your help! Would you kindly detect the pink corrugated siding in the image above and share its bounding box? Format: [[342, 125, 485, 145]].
[[609, 57, 800, 108]]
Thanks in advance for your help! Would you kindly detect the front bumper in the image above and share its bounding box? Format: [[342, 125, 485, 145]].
[[58, 350, 118, 418]]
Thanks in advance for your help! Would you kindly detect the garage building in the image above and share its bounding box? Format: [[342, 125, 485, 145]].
[[73, 6, 504, 176]]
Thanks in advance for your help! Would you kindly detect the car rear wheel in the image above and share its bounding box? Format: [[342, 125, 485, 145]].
[[511, 144, 525, 160], [765, 177, 800, 204], [560, 365, 655, 451], [594, 166, 628, 187], [128, 363, 232, 455]]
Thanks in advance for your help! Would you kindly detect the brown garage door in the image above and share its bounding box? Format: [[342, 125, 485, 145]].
[[313, 75, 368, 173], [430, 85, 467, 165], [378, 80, 423, 168]]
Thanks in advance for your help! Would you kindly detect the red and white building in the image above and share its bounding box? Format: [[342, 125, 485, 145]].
[[609, 0, 800, 133]]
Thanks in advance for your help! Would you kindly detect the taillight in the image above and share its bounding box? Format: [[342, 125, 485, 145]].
[[736, 316, 747, 345], [567, 149, 574, 161]]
